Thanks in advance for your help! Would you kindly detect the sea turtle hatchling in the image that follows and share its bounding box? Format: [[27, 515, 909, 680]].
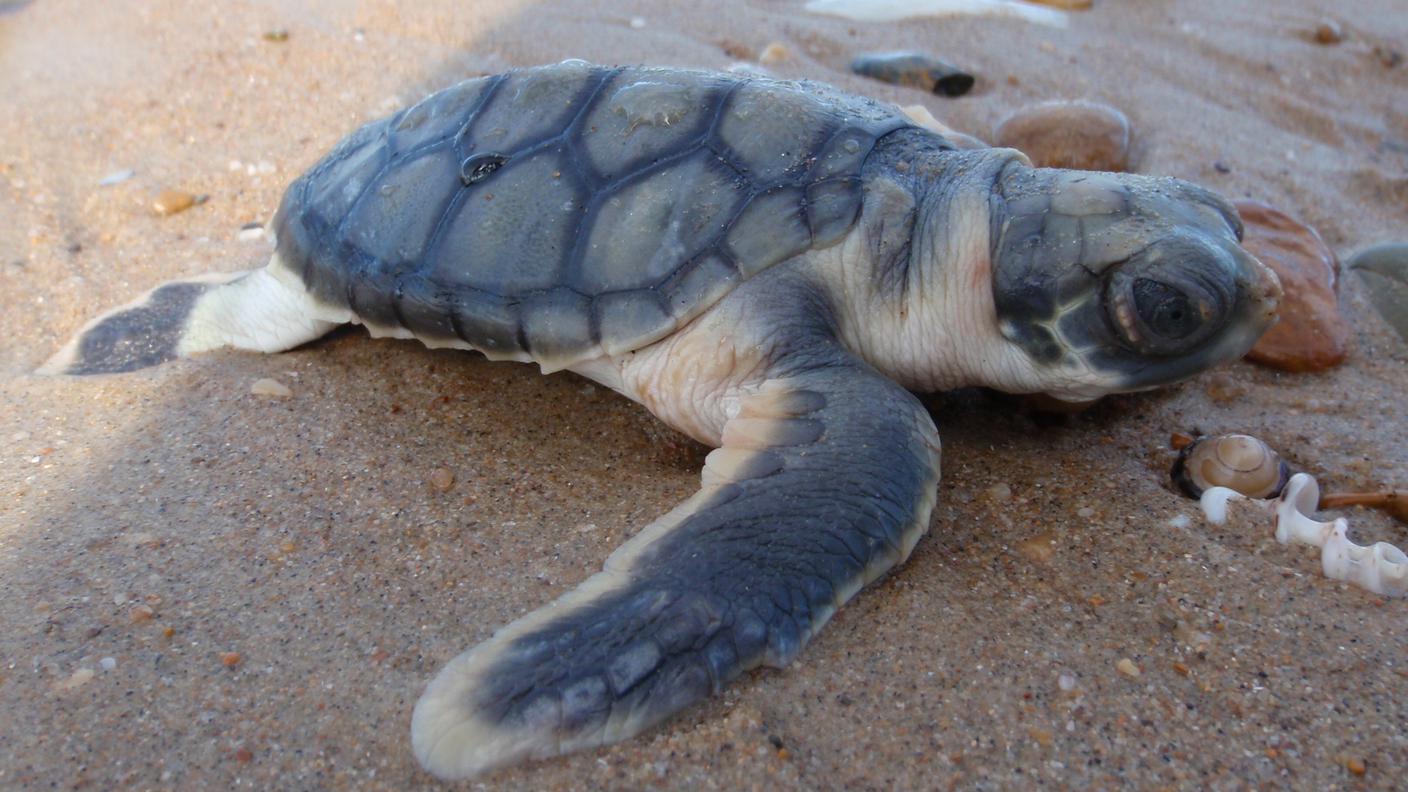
[[43, 60, 1281, 779]]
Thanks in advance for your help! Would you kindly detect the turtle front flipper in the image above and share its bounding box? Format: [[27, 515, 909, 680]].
[[39, 254, 344, 375], [412, 352, 942, 779]]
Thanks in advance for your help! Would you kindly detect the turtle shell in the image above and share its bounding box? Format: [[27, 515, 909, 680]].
[[273, 61, 914, 369]]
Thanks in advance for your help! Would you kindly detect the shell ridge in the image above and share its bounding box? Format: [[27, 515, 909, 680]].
[[450, 72, 510, 154], [415, 69, 605, 290], [558, 66, 627, 191], [560, 81, 742, 296]]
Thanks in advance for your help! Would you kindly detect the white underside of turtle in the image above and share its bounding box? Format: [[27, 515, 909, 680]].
[[40, 62, 1282, 780]]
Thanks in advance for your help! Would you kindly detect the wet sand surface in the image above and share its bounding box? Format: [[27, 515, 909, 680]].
[[1, 0, 1405, 788]]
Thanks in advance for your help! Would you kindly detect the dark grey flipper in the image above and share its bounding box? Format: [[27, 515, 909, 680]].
[[411, 350, 942, 778], [39, 259, 345, 375]]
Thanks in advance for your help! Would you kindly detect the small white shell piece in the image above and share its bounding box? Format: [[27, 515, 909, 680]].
[[1201, 473, 1408, 598]]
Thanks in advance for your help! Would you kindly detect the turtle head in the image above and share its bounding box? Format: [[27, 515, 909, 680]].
[[988, 164, 1281, 401]]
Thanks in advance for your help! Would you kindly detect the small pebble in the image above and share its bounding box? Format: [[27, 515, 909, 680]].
[[851, 51, 974, 97], [1346, 242, 1408, 341], [237, 224, 267, 242], [99, 657, 117, 671], [1115, 658, 1141, 678], [758, 42, 791, 66], [250, 378, 292, 398], [719, 40, 752, 61], [1374, 46, 1403, 68], [130, 604, 156, 623], [628, 16, 646, 29], [428, 467, 455, 492], [152, 189, 203, 216], [1344, 756, 1367, 775], [994, 100, 1131, 171], [56, 668, 94, 691], [985, 482, 1013, 502], [220, 652, 242, 668], [1057, 673, 1077, 691], [233, 747, 254, 763], [1312, 19, 1343, 45], [99, 169, 134, 186], [262, 29, 289, 42], [1236, 201, 1348, 372], [1015, 531, 1056, 563]]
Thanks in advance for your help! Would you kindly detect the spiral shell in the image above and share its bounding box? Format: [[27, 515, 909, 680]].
[[1172, 433, 1291, 499]]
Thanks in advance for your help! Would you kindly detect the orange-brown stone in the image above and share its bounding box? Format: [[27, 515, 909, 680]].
[[1236, 200, 1348, 372]]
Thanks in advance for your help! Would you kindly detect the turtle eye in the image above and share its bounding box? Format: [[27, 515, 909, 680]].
[[1132, 278, 1198, 340]]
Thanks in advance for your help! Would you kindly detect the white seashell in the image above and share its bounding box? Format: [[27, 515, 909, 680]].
[[1200, 473, 1407, 598], [803, 0, 1069, 27]]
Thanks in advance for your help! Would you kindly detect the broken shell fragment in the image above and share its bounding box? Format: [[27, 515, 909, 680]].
[[1201, 473, 1407, 598], [850, 52, 975, 97], [1319, 490, 1408, 523], [1171, 433, 1291, 499]]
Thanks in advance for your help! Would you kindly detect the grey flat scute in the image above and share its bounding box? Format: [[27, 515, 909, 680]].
[[273, 62, 916, 365]]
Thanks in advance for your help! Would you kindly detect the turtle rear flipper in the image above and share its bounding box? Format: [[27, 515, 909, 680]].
[[411, 349, 942, 779], [39, 255, 344, 375]]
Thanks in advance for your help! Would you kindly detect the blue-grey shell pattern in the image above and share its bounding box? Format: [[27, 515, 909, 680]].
[[273, 61, 916, 367]]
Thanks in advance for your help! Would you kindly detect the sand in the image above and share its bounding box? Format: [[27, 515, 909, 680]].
[[1, 0, 1405, 788]]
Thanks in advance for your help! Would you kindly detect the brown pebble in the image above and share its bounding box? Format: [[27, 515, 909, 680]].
[[1236, 201, 1348, 372], [1115, 658, 1141, 677], [1344, 756, 1366, 775], [262, 29, 289, 42], [152, 189, 199, 216], [994, 100, 1131, 171], [220, 651, 242, 668], [719, 40, 753, 61], [758, 42, 790, 66], [1015, 531, 1057, 564], [1312, 19, 1343, 44], [130, 604, 156, 623], [428, 468, 455, 492], [1170, 432, 1194, 450], [1203, 373, 1248, 404], [233, 747, 254, 763], [1172, 661, 1191, 676], [162, 626, 175, 639]]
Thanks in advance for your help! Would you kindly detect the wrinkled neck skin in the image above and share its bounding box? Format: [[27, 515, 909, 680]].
[[828, 140, 1038, 394]]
